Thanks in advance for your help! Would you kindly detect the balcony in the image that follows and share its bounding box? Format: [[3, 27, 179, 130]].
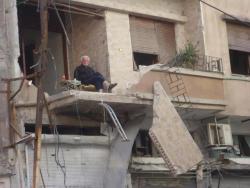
[[168, 54, 223, 73]]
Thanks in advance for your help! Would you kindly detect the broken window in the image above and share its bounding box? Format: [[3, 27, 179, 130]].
[[130, 16, 176, 67], [233, 135, 250, 157], [227, 23, 250, 76], [133, 52, 158, 70], [229, 50, 250, 75]]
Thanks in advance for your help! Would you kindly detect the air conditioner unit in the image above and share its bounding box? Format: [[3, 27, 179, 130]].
[[207, 123, 233, 146]]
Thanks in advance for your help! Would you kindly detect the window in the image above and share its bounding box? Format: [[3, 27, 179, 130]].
[[227, 23, 250, 76], [229, 50, 250, 75], [129, 16, 176, 66], [133, 52, 158, 70], [233, 135, 250, 157]]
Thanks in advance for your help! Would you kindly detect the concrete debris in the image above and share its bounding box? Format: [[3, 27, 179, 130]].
[[149, 81, 203, 175]]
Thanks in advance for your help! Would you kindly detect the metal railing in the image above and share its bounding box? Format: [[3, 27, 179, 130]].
[[167, 55, 223, 73], [194, 55, 223, 73]]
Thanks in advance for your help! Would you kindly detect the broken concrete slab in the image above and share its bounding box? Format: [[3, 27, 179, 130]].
[[149, 81, 203, 175]]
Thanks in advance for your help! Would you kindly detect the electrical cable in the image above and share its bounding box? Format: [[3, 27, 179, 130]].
[[53, 124, 67, 187], [43, 51, 67, 187]]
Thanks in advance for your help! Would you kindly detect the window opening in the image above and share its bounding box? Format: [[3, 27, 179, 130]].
[[133, 52, 158, 70], [229, 49, 250, 76], [233, 135, 250, 157], [132, 130, 152, 156]]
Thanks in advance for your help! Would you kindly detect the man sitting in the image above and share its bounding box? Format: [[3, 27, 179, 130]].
[[74, 55, 117, 92]]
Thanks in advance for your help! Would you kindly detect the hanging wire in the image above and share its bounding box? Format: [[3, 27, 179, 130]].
[[53, 124, 67, 187], [51, 0, 70, 45]]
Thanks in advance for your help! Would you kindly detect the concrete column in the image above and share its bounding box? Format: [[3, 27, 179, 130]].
[[175, 23, 187, 52], [5, 0, 21, 81], [105, 10, 139, 93], [0, 0, 18, 177], [103, 116, 145, 188]]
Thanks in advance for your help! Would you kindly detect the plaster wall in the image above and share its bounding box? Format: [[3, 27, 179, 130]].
[[224, 79, 250, 117], [0, 178, 10, 188], [132, 71, 224, 101], [105, 11, 139, 93], [72, 0, 186, 23], [201, 0, 250, 76], [183, 0, 205, 54], [68, 15, 109, 79]]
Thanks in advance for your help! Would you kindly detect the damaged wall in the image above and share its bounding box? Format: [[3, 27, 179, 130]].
[[131, 69, 224, 102], [67, 15, 109, 79]]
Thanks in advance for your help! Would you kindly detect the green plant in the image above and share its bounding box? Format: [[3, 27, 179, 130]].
[[171, 43, 199, 69]]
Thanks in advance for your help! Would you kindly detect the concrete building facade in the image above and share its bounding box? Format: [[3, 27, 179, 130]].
[[1, 0, 250, 187]]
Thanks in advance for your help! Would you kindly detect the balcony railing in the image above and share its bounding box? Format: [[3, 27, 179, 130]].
[[168, 55, 223, 73], [194, 55, 223, 73]]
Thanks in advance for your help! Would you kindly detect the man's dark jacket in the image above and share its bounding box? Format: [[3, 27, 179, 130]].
[[74, 64, 105, 87]]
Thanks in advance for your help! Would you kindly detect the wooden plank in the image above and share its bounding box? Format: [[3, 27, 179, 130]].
[[32, 0, 48, 188]]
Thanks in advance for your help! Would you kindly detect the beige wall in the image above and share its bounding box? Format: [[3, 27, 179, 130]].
[[105, 11, 139, 93], [183, 0, 205, 54], [200, 0, 250, 117], [68, 15, 109, 79], [68, 0, 190, 93], [132, 70, 224, 101], [224, 79, 250, 117], [72, 0, 186, 22], [200, 0, 250, 76]]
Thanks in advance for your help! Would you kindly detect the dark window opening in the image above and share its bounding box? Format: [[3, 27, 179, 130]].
[[132, 130, 152, 157], [133, 52, 158, 70], [18, 43, 36, 82], [233, 135, 250, 157], [25, 123, 101, 136], [17, 4, 69, 94], [229, 49, 250, 76]]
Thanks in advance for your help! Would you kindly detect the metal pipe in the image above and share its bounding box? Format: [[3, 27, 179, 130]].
[[99, 103, 128, 141]]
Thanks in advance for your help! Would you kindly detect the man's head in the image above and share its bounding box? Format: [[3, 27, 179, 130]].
[[80, 55, 90, 66]]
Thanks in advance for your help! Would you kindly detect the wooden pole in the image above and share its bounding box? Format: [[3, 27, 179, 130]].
[[32, 0, 48, 188]]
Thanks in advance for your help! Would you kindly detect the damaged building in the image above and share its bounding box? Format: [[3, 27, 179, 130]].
[[1, 0, 250, 187]]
